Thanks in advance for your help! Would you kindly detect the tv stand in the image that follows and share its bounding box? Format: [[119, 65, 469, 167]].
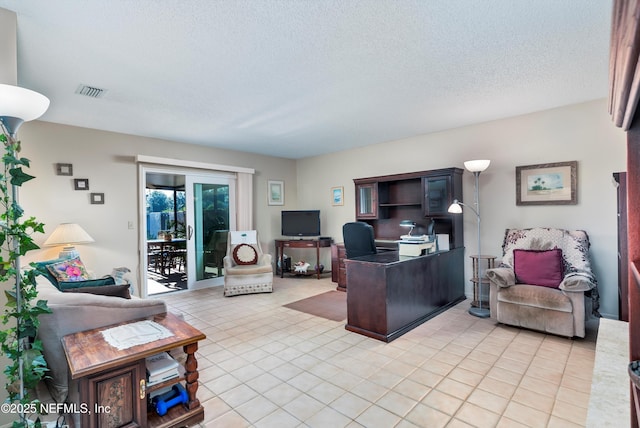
[[275, 238, 332, 279]]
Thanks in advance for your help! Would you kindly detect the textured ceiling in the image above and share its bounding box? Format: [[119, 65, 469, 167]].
[[0, 1, 612, 159]]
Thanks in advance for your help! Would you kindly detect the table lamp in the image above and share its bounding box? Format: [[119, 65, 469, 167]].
[[44, 223, 95, 258]]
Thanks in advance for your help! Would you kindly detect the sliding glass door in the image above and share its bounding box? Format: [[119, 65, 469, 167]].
[[185, 174, 236, 289]]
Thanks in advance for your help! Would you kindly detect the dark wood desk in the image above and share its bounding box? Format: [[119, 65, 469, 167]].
[[62, 312, 205, 428], [345, 248, 464, 342], [275, 238, 332, 279]]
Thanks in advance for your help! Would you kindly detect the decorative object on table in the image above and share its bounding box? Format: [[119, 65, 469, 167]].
[[0, 83, 51, 425], [90, 192, 104, 204], [515, 161, 577, 205], [73, 178, 89, 190], [448, 159, 491, 318], [315, 264, 324, 274], [267, 179, 284, 205], [331, 186, 344, 206], [294, 261, 311, 274], [56, 163, 73, 176], [44, 223, 95, 258]]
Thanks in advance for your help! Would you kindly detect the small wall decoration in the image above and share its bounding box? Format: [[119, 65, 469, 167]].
[[56, 163, 73, 176], [74, 178, 89, 190], [516, 161, 577, 205], [331, 186, 344, 206], [268, 180, 284, 205], [90, 193, 104, 204]]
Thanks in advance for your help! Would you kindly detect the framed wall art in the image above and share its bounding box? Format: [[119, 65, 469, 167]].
[[56, 163, 73, 176], [331, 186, 344, 206], [516, 161, 577, 205], [268, 180, 284, 205], [90, 193, 105, 204], [74, 178, 89, 190]]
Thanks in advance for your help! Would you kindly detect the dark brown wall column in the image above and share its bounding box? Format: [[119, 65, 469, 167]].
[[628, 126, 640, 428]]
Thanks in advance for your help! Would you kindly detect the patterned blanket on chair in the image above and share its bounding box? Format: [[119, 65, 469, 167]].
[[499, 227, 600, 316]]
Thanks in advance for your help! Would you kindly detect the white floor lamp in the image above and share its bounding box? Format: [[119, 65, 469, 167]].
[[448, 159, 491, 318]]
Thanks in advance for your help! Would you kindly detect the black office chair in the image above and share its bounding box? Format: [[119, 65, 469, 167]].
[[342, 222, 377, 259]]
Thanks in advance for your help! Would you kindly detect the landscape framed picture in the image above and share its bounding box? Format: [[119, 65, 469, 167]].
[[516, 161, 577, 205], [268, 180, 284, 205]]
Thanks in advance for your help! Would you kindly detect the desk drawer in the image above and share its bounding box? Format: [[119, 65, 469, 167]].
[[284, 242, 316, 248]]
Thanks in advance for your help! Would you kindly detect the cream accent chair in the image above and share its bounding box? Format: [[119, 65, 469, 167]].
[[223, 230, 273, 296], [486, 228, 599, 338]]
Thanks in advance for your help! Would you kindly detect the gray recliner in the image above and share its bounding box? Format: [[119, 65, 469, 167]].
[[486, 227, 599, 338]]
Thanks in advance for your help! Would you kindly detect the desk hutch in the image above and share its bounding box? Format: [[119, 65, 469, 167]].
[[332, 167, 464, 290]]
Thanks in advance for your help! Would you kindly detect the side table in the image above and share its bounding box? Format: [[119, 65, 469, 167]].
[[62, 312, 205, 428], [470, 255, 496, 308], [275, 238, 332, 279]]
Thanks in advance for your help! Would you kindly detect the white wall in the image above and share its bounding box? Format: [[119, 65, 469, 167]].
[[296, 99, 627, 319], [0, 7, 16, 85], [17, 121, 298, 288], [12, 99, 628, 319]]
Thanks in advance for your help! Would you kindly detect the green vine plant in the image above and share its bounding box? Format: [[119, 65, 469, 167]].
[[0, 126, 51, 427]]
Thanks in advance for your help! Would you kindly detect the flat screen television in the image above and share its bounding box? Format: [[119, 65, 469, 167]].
[[281, 210, 321, 237]]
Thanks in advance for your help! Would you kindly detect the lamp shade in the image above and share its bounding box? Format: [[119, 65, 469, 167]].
[[463, 160, 491, 173], [0, 84, 50, 122], [448, 200, 463, 214], [44, 223, 94, 246]]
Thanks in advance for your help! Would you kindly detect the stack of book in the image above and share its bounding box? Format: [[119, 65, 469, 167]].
[[146, 352, 180, 387]]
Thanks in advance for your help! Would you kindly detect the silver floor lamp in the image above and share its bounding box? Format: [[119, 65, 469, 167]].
[[448, 159, 491, 318], [0, 84, 50, 411]]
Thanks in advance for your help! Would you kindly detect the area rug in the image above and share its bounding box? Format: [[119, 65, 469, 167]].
[[283, 291, 347, 322]]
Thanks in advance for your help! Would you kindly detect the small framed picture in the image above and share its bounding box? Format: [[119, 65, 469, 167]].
[[331, 186, 344, 206], [74, 178, 89, 190], [56, 163, 73, 176], [268, 180, 284, 205], [90, 193, 105, 204]]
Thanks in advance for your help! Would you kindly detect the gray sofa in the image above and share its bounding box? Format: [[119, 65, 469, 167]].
[[35, 275, 167, 405]]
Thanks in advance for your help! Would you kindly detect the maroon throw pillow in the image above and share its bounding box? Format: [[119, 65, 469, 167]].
[[513, 249, 563, 288]]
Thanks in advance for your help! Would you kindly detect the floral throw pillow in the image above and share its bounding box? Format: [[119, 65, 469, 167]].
[[46, 257, 90, 282]]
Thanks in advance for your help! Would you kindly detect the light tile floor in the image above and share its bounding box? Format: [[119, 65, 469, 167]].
[[159, 276, 599, 428]]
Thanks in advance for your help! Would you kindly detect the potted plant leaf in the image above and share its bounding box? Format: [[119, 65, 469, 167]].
[[0, 121, 51, 427]]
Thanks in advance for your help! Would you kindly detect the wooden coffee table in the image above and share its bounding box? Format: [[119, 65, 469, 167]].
[[62, 312, 206, 428]]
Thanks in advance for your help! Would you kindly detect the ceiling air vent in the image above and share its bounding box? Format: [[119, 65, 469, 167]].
[[75, 84, 106, 98]]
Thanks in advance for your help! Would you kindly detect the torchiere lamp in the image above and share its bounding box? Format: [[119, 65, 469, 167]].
[[0, 83, 50, 410], [448, 159, 490, 318]]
